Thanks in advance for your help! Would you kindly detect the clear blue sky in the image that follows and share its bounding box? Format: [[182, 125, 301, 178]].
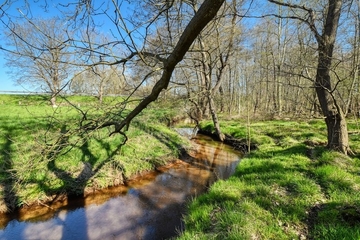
[[0, 57, 19, 91]]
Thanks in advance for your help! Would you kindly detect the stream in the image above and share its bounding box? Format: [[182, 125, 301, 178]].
[[0, 131, 242, 240]]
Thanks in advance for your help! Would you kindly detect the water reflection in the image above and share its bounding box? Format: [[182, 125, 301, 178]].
[[0, 134, 241, 240]]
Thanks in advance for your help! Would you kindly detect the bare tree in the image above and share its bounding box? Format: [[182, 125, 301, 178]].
[[107, 0, 226, 134], [71, 65, 125, 101], [3, 17, 73, 107], [166, 0, 241, 141], [1, 0, 226, 130]]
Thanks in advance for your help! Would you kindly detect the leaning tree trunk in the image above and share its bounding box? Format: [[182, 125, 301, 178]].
[[108, 0, 226, 135], [314, 0, 349, 154]]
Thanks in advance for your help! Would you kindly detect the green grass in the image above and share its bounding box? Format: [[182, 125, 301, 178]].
[[0, 94, 189, 212], [179, 119, 360, 240], [3, 94, 360, 238]]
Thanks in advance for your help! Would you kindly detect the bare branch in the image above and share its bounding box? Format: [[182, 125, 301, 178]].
[[268, 0, 322, 43]]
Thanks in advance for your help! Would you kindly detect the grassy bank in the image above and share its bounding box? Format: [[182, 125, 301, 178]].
[[0, 94, 189, 213], [178, 119, 360, 239]]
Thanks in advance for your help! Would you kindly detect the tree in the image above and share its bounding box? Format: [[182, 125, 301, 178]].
[[71, 64, 126, 101], [1, 0, 227, 133], [268, 0, 350, 154], [3, 17, 73, 107], [108, 0, 226, 134], [162, 0, 241, 141]]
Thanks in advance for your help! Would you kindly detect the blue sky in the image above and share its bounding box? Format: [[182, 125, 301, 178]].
[[0, 58, 19, 92], [0, 5, 25, 92], [0, 0, 63, 92]]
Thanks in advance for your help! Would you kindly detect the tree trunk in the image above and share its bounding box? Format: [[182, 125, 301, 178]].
[[198, 36, 225, 141], [314, 0, 349, 154], [269, 0, 350, 155], [219, 86, 225, 113], [325, 112, 349, 153], [208, 94, 225, 141], [98, 82, 104, 104], [50, 94, 57, 108]]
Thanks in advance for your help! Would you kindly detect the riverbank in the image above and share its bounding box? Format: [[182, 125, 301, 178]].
[[0, 94, 190, 214], [178, 119, 360, 239], [0, 156, 184, 229], [0, 134, 242, 239]]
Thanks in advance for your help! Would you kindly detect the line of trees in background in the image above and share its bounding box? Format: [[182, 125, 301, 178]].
[[1, 0, 359, 154]]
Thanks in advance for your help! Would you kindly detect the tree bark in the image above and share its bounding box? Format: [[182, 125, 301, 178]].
[[208, 94, 225, 141], [314, 0, 349, 154], [50, 94, 57, 108]]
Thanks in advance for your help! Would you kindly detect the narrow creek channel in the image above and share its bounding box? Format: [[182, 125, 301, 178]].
[[0, 132, 242, 240]]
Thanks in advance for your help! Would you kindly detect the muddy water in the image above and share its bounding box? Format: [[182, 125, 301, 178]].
[[0, 134, 242, 240]]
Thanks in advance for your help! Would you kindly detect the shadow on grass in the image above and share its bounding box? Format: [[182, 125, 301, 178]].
[[0, 117, 48, 227], [224, 142, 360, 238], [308, 202, 360, 239], [0, 129, 20, 215], [38, 125, 127, 239], [3, 112, 126, 221], [0, 115, 180, 216], [41, 125, 126, 196], [134, 120, 184, 153], [0, 114, 56, 230]]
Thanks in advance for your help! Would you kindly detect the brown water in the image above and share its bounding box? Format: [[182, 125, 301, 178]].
[[0, 134, 241, 240]]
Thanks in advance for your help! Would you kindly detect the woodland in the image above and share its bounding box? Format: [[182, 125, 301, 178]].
[[1, 1, 360, 238], [1, 0, 359, 155]]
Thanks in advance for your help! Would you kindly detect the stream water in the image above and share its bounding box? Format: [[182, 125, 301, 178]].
[[0, 132, 242, 240]]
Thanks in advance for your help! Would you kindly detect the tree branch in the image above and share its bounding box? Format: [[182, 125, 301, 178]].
[[268, 0, 322, 43], [110, 0, 226, 135]]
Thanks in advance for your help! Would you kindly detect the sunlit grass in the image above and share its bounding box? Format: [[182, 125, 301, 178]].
[[179, 118, 360, 240], [0, 94, 189, 211]]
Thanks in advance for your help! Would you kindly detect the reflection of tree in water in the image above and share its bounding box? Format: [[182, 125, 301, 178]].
[[0, 133, 241, 239], [136, 139, 241, 239], [185, 136, 241, 188]]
